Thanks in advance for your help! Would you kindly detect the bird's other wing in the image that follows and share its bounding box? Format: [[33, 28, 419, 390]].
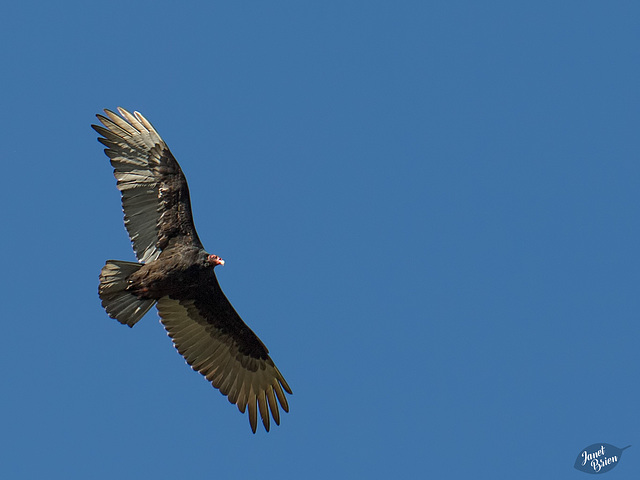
[[156, 286, 292, 433], [92, 107, 203, 263]]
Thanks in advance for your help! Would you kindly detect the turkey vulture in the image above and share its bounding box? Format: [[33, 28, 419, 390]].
[[94, 107, 291, 433]]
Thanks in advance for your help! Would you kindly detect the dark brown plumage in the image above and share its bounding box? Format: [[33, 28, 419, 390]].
[[95, 107, 291, 433]]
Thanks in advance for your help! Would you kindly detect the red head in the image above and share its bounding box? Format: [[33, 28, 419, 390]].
[[207, 254, 225, 267]]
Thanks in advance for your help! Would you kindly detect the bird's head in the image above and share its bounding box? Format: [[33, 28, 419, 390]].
[[207, 254, 225, 267]]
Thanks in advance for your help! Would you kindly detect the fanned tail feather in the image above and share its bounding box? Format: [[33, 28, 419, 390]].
[[99, 260, 155, 327]]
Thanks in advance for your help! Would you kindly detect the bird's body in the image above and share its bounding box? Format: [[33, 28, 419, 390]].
[[128, 245, 211, 298], [94, 108, 291, 433]]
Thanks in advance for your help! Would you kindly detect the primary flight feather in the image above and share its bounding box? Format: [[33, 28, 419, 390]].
[[94, 107, 291, 433]]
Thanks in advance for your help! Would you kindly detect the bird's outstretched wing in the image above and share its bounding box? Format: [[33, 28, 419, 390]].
[[156, 285, 292, 433], [92, 108, 202, 263]]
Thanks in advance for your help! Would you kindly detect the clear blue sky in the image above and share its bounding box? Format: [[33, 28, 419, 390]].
[[1, 1, 638, 478]]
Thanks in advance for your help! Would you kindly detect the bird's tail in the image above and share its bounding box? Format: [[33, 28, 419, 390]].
[[99, 260, 156, 327]]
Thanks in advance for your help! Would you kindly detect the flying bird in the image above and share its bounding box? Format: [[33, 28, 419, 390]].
[[94, 107, 291, 433]]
